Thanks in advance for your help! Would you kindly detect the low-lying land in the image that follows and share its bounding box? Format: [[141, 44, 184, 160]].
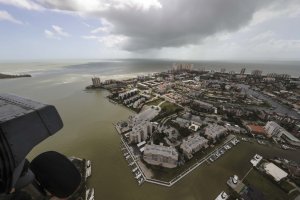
[[86, 64, 300, 199], [0, 73, 31, 79]]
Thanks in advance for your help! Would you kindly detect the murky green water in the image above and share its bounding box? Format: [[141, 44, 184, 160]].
[[1, 61, 299, 200]]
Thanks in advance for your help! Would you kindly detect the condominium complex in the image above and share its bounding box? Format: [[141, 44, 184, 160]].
[[205, 124, 227, 142], [143, 144, 178, 168], [119, 89, 139, 100], [180, 134, 208, 159], [129, 120, 153, 144]]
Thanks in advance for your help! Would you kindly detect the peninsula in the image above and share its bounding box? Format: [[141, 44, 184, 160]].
[[86, 63, 300, 200], [0, 73, 31, 79]]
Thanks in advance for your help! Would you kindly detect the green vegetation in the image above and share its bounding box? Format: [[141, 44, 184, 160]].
[[260, 101, 272, 108], [145, 98, 164, 106], [279, 180, 295, 193], [169, 121, 192, 138], [153, 132, 167, 145], [244, 169, 292, 200], [160, 101, 183, 114], [152, 101, 183, 122], [289, 190, 300, 200]]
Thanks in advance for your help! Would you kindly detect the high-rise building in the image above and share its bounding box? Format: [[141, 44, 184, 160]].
[[240, 68, 246, 75], [251, 70, 263, 76], [129, 120, 153, 144], [92, 77, 101, 87], [172, 63, 193, 72], [221, 68, 226, 73]]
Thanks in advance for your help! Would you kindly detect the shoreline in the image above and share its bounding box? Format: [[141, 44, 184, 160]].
[[0, 73, 31, 79]]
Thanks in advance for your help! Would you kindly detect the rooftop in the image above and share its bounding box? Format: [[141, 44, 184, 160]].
[[263, 162, 288, 182], [247, 124, 266, 135]]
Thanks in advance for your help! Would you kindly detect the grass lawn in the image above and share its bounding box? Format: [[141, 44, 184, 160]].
[[279, 180, 295, 193], [151, 101, 183, 122], [244, 169, 292, 200], [289, 190, 300, 200], [160, 101, 183, 115], [145, 98, 164, 106]]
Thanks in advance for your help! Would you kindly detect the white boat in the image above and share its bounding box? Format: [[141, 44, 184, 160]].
[[86, 188, 95, 200], [135, 173, 142, 179], [129, 162, 135, 166], [125, 155, 130, 160], [86, 160, 92, 179], [138, 178, 144, 185], [132, 167, 138, 172], [215, 191, 229, 200]]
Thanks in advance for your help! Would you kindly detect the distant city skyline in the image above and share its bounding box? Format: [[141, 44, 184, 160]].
[[0, 0, 300, 61]]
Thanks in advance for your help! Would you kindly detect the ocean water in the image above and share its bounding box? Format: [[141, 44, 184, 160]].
[[1, 59, 300, 77], [0, 59, 299, 200]]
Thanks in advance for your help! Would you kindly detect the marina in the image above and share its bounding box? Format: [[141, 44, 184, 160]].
[[117, 122, 240, 187], [121, 141, 145, 186]]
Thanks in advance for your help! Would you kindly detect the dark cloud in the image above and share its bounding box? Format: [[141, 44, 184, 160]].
[[38, 0, 277, 50]]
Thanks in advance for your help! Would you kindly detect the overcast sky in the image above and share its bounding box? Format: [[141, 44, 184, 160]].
[[0, 0, 299, 60]]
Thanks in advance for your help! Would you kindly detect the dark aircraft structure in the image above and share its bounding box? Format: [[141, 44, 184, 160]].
[[0, 94, 81, 199]]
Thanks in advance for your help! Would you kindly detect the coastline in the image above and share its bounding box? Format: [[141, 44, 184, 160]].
[[0, 73, 31, 79]]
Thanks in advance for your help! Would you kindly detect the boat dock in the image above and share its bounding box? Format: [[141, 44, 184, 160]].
[[120, 136, 145, 186], [116, 123, 239, 187]]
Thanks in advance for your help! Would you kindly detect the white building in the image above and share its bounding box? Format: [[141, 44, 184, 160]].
[[172, 63, 193, 72], [215, 191, 229, 200], [92, 77, 101, 87], [180, 135, 208, 159], [119, 89, 139, 100], [205, 124, 227, 142], [263, 162, 288, 182], [250, 154, 263, 167], [265, 121, 283, 138], [143, 144, 178, 168], [251, 70, 263, 76], [133, 98, 145, 109], [129, 120, 153, 144], [265, 121, 300, 146]]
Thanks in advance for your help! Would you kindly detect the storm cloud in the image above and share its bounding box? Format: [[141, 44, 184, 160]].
[[1, 0, 299, 54]]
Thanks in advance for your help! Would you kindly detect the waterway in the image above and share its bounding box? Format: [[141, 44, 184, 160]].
[[239, 84, 300, 119], [0, 60, 299, 200]]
